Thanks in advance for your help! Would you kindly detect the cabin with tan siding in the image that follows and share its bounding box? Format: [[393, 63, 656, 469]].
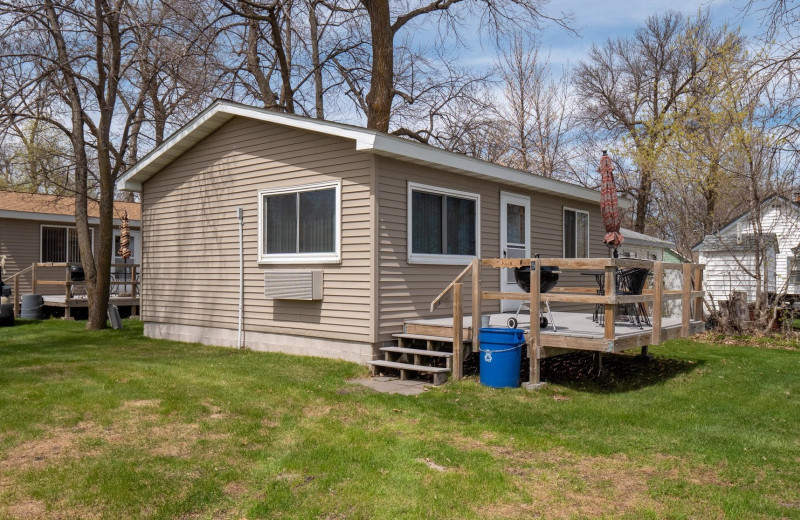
[[118, 100, 624, 364], [0, 191, 140, 295]]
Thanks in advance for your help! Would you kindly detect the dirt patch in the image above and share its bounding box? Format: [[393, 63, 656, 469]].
[[1, 430, 78, 470], [302, 402, 332, 419], [223, 481, 247, 498], [122, 399, 161, 409], [456, 436, 727, 519], [201, 401, 230, 420], [4, 499, 46, 519], [148, 423, 201, 458], [416, 457, 447, 472]]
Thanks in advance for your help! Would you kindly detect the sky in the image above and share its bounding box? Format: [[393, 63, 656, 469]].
[[458, 0, 767, 71]]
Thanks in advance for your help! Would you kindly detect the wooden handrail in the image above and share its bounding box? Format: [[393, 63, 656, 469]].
[[430, 263, 473, 312]]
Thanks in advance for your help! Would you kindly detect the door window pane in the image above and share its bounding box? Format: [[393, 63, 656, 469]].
[[564, 210, 576, 258], [506, 204, 525, 245]]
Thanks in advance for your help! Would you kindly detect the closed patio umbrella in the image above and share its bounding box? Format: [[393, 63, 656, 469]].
[[118, 209, 132, 294], [599, 151, 623, 255]]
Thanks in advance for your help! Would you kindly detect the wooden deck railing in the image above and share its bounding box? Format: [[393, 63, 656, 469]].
[[430, 258, 705, 385], [6, 262, 140, 317], [7, 264, 34, 318]]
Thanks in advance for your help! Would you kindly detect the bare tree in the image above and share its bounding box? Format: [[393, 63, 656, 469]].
[[574, 10, 730, 232], [0, 0, 214, 328], [493, 36, 574, 177], [352, 0, 573, 132]]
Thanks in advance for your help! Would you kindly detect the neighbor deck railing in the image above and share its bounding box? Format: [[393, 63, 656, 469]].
[[430, 258, 705, 385], [7, 262, 140, 317]]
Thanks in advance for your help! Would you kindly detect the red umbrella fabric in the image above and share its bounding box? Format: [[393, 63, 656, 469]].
[[598, 151, 624, 251]]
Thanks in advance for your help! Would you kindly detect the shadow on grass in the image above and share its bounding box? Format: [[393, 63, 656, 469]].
[[537, 351, 705, 393], [463, 350, 704, 393], [5, 319, 46, 328]]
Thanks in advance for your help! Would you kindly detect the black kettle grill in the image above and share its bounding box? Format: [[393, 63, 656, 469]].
[[507, 258, 560, 330]]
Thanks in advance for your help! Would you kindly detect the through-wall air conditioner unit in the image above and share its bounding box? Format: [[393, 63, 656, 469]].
[[264, 269, 323, 300]]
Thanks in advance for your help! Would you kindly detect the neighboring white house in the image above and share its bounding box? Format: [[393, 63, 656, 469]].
[[693, 234, 779, 304], [692, 194, 800, 302]]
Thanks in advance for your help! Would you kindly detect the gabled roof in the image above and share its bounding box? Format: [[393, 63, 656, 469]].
[[693, 233, 779, 253], [620, 227, 675, 249], [117, 100, 627, 207], [714, 194, 800, 236], [0, 190, 140, 223]]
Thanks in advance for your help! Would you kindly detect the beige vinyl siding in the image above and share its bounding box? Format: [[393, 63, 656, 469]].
[[141, 117, 374, 342], [0, 218, 39, 294], [376, 157, 499, 340], [376, 156, 606, 341], [0, 217, 109, 296]]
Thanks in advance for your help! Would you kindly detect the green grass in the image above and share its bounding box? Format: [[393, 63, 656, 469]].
[[1, 319, 799, 519]]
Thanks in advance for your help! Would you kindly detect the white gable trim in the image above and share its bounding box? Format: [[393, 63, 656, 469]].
[[117, 100, 622, 206]]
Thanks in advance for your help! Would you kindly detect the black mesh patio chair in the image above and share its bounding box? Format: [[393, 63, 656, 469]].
[[597, 267, 651, 329]]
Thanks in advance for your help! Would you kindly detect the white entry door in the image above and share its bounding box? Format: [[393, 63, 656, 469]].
[[500, 192, 531, 312]]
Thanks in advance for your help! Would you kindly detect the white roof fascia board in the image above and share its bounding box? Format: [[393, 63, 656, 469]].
[[0, 210, 140, 228], [367, 133, 612, 205], [117, 100, 621, 207]]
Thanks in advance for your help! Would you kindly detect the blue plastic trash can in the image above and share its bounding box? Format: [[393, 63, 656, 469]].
[[478, 327, 525, 388]]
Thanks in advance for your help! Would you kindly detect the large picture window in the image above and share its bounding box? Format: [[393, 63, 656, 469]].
[[40, 226, 93, 263], [408, 182, 480, 264], [563, 208, 589, 258], [258, 181, 341, 263]]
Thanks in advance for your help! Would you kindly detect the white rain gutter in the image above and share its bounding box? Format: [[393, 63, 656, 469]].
[[236, 207, 244, 349]]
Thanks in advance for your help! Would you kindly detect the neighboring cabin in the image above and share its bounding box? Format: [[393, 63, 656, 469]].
[[117, 100, 628, 364], [0, 191, 141, 295], [692, 194, 800, 303], [618, 227, 678, 263]]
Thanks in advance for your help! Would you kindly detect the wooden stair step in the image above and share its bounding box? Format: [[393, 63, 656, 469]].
[[392, 333, 472, 343], [367, 360, 450, 373], [368, 359, 450, 386], [379, 346, 453, 358]]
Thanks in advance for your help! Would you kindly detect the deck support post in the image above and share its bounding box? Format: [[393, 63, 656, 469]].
[[526, 259, 544, 390], [13, 275, 19, 317], [651, 261, 664, 346], [471, 259, 481, 353], [31, 262, 37, 295], [594, 352, 603, 373], [682, 263, 692, 337], [452, 282, 463, 381], [603, 266, 616, 341], [693, 267, 704, 322]]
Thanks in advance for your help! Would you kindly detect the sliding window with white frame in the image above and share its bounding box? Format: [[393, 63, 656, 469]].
[[407, 182, 480, 265], [563, 207, 589, 258], [258, 181, 341, 264], [40, 225, 93, 263]]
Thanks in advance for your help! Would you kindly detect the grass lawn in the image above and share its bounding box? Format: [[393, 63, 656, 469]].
[[1, 320, 799, 519]]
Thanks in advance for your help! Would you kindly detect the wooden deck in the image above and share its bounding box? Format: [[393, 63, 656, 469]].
[[7, 262, 140, 319], [427, 257, 706, 387], [42, 294, 140, 312], [405, 312, 705, 357]]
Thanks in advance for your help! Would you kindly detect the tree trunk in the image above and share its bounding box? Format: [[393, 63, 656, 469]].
[[362, 0, 393, 131], [308, 0, 324, 119], [634, 168, 652, 233]]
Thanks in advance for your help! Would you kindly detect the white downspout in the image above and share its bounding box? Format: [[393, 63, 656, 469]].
[[236, 207, 244, 349]]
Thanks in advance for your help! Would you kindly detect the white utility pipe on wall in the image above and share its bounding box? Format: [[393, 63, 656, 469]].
[[236, 207, 244, 349]]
